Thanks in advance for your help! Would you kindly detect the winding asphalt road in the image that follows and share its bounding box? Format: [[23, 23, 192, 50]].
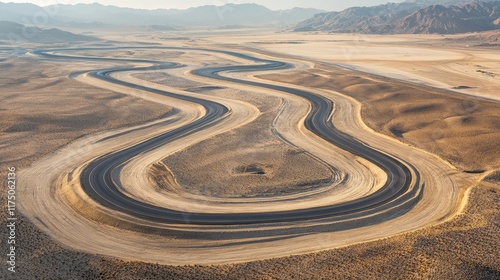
[[34, 47, 420, 225]]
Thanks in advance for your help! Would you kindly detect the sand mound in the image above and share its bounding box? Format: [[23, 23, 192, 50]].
[[259, 65, 500, 171]]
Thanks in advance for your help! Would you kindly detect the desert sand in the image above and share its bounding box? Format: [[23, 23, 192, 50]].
[[1, 30, 499, 278]]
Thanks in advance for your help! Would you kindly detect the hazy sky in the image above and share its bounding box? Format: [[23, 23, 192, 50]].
[[5, 0, 405, 11]]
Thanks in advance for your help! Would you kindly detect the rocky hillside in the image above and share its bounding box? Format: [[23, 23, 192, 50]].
[[295, 3, 422, 32], [405, 0, 488, 5], [295, 1, 500, 34], [394, 1, 500, 34]]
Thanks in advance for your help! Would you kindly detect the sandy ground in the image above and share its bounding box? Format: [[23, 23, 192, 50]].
[[0, 57, 172, 168], [223, 32, 500, 101], [17, 45, 460, 267], [108, 30, 500, 101], [1, 30, 499, 278], [258, 65, 500, 172], [8, 183, 498, 279]]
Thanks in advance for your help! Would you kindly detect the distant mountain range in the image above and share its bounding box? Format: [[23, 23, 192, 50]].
[[295, 0, 500, 34], [1, 1, 498, 35], [0, 2, 323, 28], [0, 21, 97, 43], [404, 0, 490, 6]]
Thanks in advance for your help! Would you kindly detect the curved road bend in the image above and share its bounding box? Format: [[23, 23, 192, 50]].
[[34, 47, 420, 225]]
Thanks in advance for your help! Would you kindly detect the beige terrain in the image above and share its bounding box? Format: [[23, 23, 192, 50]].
[[0, 58, 172, 168], [258, 63, 500, 172], [239, 31, 500, 101], [1, 30, 499, 278]]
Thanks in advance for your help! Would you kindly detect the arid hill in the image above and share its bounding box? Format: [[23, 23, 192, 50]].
[[394, 2, 500, 34], [295, 1, 500, 34]]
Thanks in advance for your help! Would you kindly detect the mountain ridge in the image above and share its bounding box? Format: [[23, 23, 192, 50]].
[[295, 0, 500, 34]]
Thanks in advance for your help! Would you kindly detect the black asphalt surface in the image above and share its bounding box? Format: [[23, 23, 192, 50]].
[[34, 47, 420, 225]]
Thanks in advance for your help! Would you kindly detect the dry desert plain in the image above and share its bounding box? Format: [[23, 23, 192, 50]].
[[0, 29, 499, 279]]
